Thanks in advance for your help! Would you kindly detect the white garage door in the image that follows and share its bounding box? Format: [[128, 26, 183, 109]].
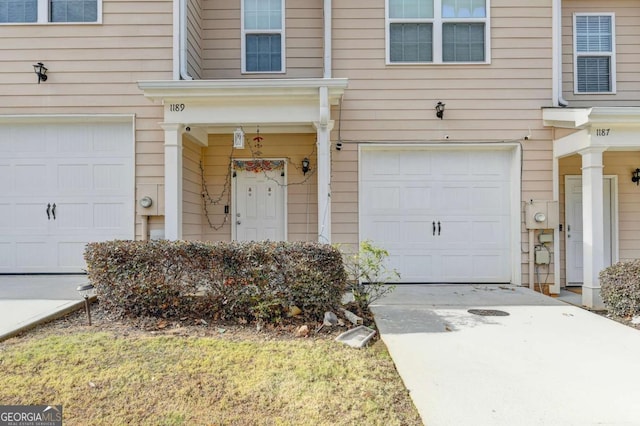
[[360, 147, 512, 283], [0, 120, 134, 273]]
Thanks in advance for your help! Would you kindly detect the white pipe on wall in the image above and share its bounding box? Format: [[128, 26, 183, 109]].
[[323, 0, 332, 78], [180, 0, 194, 80]]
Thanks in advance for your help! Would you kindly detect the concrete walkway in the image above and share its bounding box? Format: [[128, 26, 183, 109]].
[[0, 275, 88, 341], [371, 284, 640, 426]]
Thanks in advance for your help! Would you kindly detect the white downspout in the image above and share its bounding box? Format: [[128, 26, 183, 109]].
[[323, 0, 332, 79], [180, 0, 194, 80], [553, 0, 567, 106]]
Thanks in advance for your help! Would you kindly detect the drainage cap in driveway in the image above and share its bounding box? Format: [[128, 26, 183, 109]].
[[467, 309, 510, 317]]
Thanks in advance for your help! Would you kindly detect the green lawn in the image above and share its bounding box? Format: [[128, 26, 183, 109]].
[[0, 325, 421, 425]]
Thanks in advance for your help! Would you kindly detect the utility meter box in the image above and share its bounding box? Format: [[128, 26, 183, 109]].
[[136, 184, 164, 216], [525, 200, 559, 230]]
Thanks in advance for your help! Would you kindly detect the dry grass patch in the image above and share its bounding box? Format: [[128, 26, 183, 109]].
[[0, 317, 421, 426]]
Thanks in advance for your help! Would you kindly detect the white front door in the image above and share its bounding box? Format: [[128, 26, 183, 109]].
[[0, 121, 134, 273], [233, 160, 286, 241], [565, 175, 615, 285], [360, 147, 513, 283]]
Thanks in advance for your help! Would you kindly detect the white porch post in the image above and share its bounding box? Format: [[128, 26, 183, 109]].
[[315, 86, 334, 243], [162, 123, 184, 240], [580, 147, 606, 309]]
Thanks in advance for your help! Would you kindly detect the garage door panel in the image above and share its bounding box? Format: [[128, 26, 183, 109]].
[[365, 186, 401, 210], [472, 254, 510, 280], [0, 121, 134, 273], [15, 164, 48, 193], [405, 186, 433, 209], [94, 164, 128, 191], [16, 242, 51, 269], [361, 147, 512, 283], [367, 220, 402, 243], [0, 126, 46, 154], [57, 164, 92, 192], [56, 242, 88, 269], [55, 203, 92, 230], [402, 254, 435, 281], [440, 185, 472, 211], [471, 185, 508, 214], [0, 165, 12, 192], [404, 220, 433, 243], [13, 202, 50, 232]]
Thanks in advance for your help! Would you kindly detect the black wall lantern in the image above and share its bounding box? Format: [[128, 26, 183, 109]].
[[33, 62, 48, 83], [435, 101, 445, 119], [632, 168, 640, 185], [302, 158, 310, 175]]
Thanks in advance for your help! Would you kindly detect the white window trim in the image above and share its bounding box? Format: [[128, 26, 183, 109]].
[[241, 0, 286, 74], [573, 12, 616, 95], [0, 0, 102, 25], [385, 0, 491, 65]]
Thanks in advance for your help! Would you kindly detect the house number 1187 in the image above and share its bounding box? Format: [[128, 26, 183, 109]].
[[595, 128, 610, 136]]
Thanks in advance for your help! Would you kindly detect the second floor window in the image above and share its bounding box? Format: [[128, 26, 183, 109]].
[[242, 0, 285, 73], [574, 13, 615, 94], [0, 0, 99, 23], [386, 0, 490, 64]]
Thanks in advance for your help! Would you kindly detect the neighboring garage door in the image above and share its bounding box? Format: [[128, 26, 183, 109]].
[[0, 120, 134, 273], [360, 146, 512, 283]]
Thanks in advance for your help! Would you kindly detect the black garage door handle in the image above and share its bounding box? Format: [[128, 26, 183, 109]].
[[46, 203, 51, 220], [52, 203, 56, 220]]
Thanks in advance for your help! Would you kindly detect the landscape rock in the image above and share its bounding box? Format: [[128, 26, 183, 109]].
[[295, 325, 309, 338], [323, 311, 338, 326]]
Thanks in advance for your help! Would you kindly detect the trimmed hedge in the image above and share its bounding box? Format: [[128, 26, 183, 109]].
[[599, 260, 640, 317], [84, 240, 347, 322]]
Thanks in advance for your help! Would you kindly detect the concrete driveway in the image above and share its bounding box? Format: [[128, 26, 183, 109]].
[[0, 275, 87, 341], [371, 285, 640, 426]]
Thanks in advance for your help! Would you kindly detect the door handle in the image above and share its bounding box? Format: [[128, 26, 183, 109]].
[[438, 221, 441, 236], [46, 203, 51, 220], [237, 220, 241, 225], [432, 221, 435, 236], [52, 203, 56, 220]]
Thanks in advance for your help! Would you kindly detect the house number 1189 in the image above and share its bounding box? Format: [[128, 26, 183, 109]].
[[595, 128, 610, 136], [169, 103, 185, 112]]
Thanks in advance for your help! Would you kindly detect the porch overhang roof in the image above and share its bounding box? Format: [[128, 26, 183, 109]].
[[138, 78, 348, 104], [543, 107, 640, 129], [137, 78, 348, 141], [546, 107, 640, 158]]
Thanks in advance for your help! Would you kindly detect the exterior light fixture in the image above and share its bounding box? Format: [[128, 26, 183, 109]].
[[435, 101, 445, 119], [302, 158, 310, 175], [632, 169, 640, 185], [77, 283, 95, 326], [233, 127, 245, 149], [33, 62, 48, 84]]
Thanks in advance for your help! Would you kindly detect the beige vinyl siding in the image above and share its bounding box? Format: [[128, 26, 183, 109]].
[[187, 0, 204, 78], [200, 0, 323, 79], [332, 0, 554, 286], [559, 152, 640, 285], [0, 0, 174, 240], [562, 0, 640, 106], [202, 133, 318, 242], [183, 139, 204, 241]]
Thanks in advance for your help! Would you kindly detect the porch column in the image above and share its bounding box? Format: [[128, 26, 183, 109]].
[[315, 86, 334, 243], [162, 123, 184, 240], [580, 147, 606, 309]]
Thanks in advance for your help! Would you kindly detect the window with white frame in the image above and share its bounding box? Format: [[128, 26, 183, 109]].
[[386, 0, 490, 64], [574, 13, 615, 93], [242, 0, 285, 73], [0, 0, 100, 23]]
